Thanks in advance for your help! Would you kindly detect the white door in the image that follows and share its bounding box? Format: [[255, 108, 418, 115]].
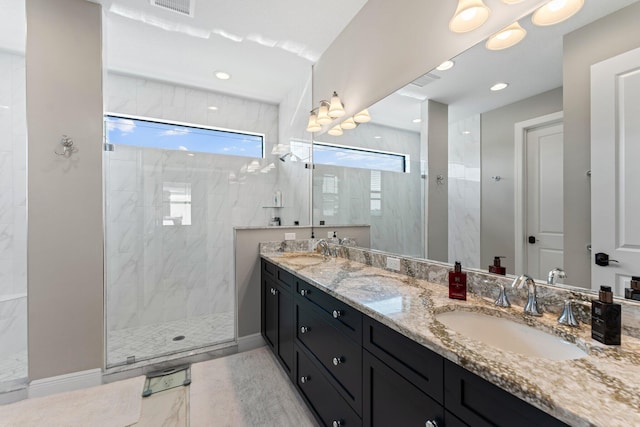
[[591, 46, 640, 296], [525, 122, 564, 280]]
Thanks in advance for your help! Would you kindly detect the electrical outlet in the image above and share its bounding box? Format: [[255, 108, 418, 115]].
[[386, 257, 401, 271], [284, 233, 296, 240], [328, 231, 334, 238]]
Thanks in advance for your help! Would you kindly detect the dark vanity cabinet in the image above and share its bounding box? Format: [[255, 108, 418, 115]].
[[261, 260, 569, 427], [260, 260, 294, 379]]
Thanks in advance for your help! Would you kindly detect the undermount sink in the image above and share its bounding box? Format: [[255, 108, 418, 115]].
[[436, 311, 587, 361]]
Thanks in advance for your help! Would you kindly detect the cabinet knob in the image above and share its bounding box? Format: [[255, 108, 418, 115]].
[[270, 288, 277, 295], [300, 376, 310, 384], [332, 309, 343, 319], [300, 289, 308, 296], [300, 326, 309, 334], [332, 356, 344, 366], [332, 421, 343, 427], [425, 421, 439, 427]]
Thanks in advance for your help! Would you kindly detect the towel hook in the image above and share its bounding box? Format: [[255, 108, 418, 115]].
[[55, 135, 77, 157]]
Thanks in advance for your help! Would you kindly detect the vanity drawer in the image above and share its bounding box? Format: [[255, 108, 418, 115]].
[[363, 315, 443, 404], [296, 345, 362, 427], [262, 259, 276, 278], [277, 267, 295, 290], [296, 279, 362, 343], [297, 302, 362, 412]]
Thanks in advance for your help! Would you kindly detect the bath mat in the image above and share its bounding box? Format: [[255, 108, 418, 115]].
[[142, 364, 191, 397]]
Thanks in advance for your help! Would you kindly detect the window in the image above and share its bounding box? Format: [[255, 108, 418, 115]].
[[105, 115, 264, 158], [313, 142, 408, 173], [322, 174, 339, 217], [163, 182, 191, 226], [370, 170, 382, 216]]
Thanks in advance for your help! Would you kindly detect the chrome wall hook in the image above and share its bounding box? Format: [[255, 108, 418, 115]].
[[55, 135, 77, 157]]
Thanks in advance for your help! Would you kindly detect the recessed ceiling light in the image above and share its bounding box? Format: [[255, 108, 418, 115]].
[[208, 106, 219, 111], [0, 105, 9, 109], [374, 136, 382, 139], [413, 118, 422, 123], [215, 71, 231, 80], [490, 82, 509, 91], [436, 60, 455, 71], [462, 130, 471, 135]]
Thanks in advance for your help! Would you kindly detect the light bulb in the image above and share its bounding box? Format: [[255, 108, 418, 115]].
[[328, 92, 345, 118]]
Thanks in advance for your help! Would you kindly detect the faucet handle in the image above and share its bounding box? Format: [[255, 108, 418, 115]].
[[494, 283, 511, 307], [557, 299, 580, 327]]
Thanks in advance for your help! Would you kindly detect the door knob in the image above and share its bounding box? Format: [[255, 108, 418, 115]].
[[528, 236, 537, 244], [595, 252, 619, 266]]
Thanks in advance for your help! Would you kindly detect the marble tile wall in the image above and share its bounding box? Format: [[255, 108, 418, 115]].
[[105, 73, 281, 361], [448, 115, 481, 269], [313, 123, 423, 257], [0, 51, 27, 381]]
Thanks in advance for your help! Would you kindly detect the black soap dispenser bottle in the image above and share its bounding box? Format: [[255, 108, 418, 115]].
[[591, 286, 621, 345]]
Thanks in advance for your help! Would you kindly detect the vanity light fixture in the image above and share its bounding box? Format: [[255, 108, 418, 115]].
[[486, 22, 527, 50], [328, 92, 345, 118], [328, 125, 343, 136], [306, 111, 322, 133], [354, 108, 371, 123], [490, 82, 509, 91], [214, 71, 231, 80], [532, 0, 584, 26], [340, 117, 357, 129], [436, 60, 455, 71], [449, 0, 491, 33], [316, 101, 332, 125]]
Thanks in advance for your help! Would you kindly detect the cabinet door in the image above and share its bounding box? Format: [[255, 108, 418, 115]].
[[363, 350, 444, 427], [262, 275, 278, 351], [277, 284, 294, 378]]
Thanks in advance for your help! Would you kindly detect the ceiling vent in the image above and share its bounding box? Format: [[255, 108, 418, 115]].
[[150, 0, 195, 17], [409, 72, 440, 88]]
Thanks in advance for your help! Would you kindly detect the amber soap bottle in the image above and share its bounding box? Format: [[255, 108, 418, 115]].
[[449, 261, 467, 300], [488, 256, 506, 275], [591, 286, 621, 345]]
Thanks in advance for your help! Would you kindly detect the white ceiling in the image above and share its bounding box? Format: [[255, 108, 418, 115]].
[[0, 0, 367, 105], [369, 0, 639, 132]]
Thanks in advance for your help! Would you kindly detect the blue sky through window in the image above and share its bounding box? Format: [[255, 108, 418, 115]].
[[313, 142, 407, 173], [105, 115, 264, 158]]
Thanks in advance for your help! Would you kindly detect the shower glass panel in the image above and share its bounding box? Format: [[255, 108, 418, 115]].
[[0, 2, 27, 391], [104, 116, 266, 367]]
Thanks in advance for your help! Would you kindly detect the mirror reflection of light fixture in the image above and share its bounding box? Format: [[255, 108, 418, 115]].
[[449, 0, 491, 33], [501, 0, 525, 4], [340, 117, 357, 129], [306, 111, 321, 132], [532, 0, 584, 26], [354, 109, 371, 123], [317, 101, 332, 125], [486, 21, 527, 50], [328, 125, 344, 136], [328, 92, 345, 118]]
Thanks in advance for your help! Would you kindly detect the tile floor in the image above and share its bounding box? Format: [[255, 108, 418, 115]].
[[0, 346, 319, 427]]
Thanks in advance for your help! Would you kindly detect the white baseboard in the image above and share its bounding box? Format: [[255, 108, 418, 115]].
[[28, 368, 102, 399], [237, 333, 265, 353]]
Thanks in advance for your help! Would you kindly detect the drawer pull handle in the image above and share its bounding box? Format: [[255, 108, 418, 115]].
[[332, 421, 343, 427], [300, 376, 310, 384], [300, 326, 309, 334], [332, 309, 343, 319], [300, 289, 309, 296], [425, 421, 439, 427], [332, 356, 344, 366]]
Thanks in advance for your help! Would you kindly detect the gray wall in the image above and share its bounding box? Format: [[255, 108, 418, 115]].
[[26, 0, 104, 380], [234, 226, 370, 337], [481, 88, 563, 275], [424, 100, 448, 262], [563, 2, 640, 289]]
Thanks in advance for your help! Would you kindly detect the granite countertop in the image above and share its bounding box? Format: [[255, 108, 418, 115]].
[[261, 252, 640, 427]]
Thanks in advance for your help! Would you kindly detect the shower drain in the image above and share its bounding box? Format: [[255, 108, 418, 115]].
[[172, 335, 185, 341]]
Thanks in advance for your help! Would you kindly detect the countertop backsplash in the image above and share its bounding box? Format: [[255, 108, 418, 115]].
[[259, 239, 640, 338]]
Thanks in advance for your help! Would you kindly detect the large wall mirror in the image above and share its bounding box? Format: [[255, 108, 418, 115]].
[[310, 0, 640, 298]]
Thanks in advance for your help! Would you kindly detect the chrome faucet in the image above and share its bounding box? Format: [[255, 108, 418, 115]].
[[511, 274, 543, 316], [557, 299, 580, 327], [547, 268, 567, 285], [314, 239, 330, 258]]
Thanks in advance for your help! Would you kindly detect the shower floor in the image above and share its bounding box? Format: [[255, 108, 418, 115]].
[[106, 312, 234, 368]]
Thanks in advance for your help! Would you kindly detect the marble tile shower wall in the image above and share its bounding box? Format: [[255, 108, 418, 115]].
[[448, 115, 481, 268], [0, 52, 27, 375], [313, 123, 423, 257], [105, 73, 280, 335]]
